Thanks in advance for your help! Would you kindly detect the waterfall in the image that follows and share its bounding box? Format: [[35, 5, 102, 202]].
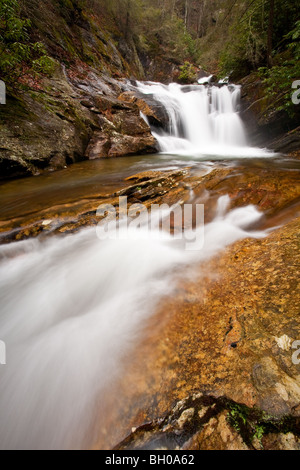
[[136, 81, 273, 158]]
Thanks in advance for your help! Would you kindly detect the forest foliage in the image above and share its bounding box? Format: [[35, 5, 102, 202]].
[[0, 0, 299, 111]]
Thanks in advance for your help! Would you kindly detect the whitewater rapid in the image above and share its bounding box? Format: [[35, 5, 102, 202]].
[[0, 196, 267, 449]]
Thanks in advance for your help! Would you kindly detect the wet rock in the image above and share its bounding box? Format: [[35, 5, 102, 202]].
[[270, 127, 300, 154], [105, 215, 300, 450], [111, 111, 151, 136], [240, 73, 300, 152], [0, 168, 191, 244], [0, 65, 98, 179], [85, 117, 157, 159], [84, 100, 158, 159], [189, 412, 249, 451], [0, 62, 157, 179], [108, 134, 157, 158], [93, 95, 132, 113], [85, 132, 111, 159], [0, 154, 38, 179], [188, 165, 300, 218], [125, 171, 169, 183]]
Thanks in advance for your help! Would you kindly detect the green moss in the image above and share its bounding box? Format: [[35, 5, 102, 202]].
[[227, 401, 300, 448]]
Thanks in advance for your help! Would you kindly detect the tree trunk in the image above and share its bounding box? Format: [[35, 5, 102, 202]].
[[267, 0, 275, 67]]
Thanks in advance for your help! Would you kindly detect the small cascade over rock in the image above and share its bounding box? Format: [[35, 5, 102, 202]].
[[135, 81, 273, 158]]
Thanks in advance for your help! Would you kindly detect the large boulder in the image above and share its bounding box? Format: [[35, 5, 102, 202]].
[[85, 130, 157, 159], [240, 73, 300, 153], [85, 94, 159, 159]]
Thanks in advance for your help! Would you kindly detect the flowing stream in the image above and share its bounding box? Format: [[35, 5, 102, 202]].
[[135, 81, 274, 158], [0, 81, 294, 449], [0, 198, 267, 449]]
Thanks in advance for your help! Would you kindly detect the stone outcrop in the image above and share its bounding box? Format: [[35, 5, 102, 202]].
[[118, 91, 170, 129], [269, 126, 300, 154], [0, 66, 96, 179], [115, 394, 300, 451], [84, 105, 158, 159]]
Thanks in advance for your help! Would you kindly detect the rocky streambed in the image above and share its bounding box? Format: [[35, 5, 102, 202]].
[[111, 214, 300, 451], [1, 154, 299, 450]]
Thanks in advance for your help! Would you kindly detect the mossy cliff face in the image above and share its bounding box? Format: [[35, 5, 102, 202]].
[[0, 0, 158, 180], [0, 65, 94, 178], [240, 73, 300, 154]]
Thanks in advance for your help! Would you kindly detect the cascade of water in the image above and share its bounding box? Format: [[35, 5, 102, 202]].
[[136, 81, 273, 158]]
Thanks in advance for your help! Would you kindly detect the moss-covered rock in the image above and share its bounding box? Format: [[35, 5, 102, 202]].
[[0, 61, 159, 179]]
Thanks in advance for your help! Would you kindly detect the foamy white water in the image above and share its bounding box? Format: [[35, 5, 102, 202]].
[[136, 81, 275, 158], [0, 197, 266, 449]]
